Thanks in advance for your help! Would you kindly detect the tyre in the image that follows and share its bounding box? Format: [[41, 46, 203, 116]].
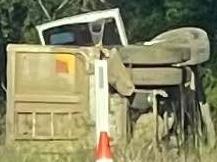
[[118, 45, 190, 65], [129, 67, 183, 86], [152, 27, 210, 65]]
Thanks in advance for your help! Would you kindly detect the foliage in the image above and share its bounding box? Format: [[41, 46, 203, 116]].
[[0, 0, 108, 43], [110, 0, 217, 43]]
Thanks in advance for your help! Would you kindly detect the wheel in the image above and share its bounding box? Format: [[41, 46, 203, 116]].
[[152, 27, 210, 65], [129, 67, 184, 86], [118, 45, 190, 65]]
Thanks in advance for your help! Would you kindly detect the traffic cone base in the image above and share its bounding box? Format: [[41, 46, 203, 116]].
[[96, 159, 113, 162], [96, 132, 113, 162]]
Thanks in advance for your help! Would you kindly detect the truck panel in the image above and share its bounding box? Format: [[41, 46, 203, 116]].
[[6, 44, 94, 152]]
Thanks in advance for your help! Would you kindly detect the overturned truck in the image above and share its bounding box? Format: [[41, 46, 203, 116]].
[[5, 8, 215, 157]]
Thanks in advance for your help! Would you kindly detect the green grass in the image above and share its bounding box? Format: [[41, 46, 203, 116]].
[[0, 146, 94, 162]]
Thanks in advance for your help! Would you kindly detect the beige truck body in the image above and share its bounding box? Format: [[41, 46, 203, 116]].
[[6, 44, 131, 153], [5, 8, 213, 158]]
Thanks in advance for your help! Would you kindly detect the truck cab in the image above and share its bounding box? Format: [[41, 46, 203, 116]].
[[36, 8, 128, 46]]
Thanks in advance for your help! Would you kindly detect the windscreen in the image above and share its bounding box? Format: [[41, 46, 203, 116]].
[[42, 19, 121, 46], [43, 23, 93, 46]]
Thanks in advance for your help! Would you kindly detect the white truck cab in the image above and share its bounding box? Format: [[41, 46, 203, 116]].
[[36, 8, 128, 46]]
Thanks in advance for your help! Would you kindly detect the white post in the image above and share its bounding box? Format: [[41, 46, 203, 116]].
[[94, 59, 109, 143]]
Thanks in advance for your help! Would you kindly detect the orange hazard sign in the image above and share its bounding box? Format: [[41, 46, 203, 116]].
[[55, 54, 76, 74]]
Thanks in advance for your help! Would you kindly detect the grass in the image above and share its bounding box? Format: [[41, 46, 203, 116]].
[[1, 141, 217, 162], [0, 146, 94, 162], [1, 101, 217, 162]]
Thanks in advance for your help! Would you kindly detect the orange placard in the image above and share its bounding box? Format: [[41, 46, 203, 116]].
[[55, 54, 76, 74]]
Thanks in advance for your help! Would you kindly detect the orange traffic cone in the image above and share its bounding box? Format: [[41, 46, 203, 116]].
[[96, 132, 113, 162]]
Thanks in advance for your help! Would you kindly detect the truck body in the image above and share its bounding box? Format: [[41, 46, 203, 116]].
[[6, 43, 132, 153]]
